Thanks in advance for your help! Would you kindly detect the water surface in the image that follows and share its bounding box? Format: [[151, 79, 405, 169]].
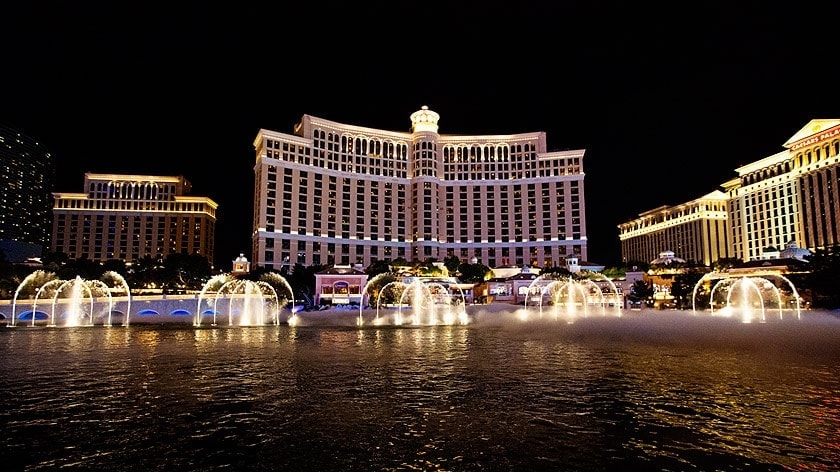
[[1, 311, 839, 471]]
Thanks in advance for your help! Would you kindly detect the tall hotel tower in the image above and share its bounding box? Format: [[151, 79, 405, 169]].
[[724, 119, 840, 261], [51, 173, 217, 265], [252, 106, 588, 271], [0, 124, 55, 261]]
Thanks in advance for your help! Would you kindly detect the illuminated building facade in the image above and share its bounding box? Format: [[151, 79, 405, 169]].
[[725, 119, 840, 261], [620, 118, 840, 265], [783, 120, 840, 251], [252, 106, 588, 270], [51, 173, 217, 265], [723, 150, 802, 262], [617, 191, 730, 266], [0, 124, 55, 261]]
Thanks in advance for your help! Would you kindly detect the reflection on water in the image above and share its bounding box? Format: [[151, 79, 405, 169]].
[[1, 313, 839, 471]]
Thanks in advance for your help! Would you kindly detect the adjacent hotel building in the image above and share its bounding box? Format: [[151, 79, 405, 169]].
[[0, 124, 55, 261], [619, 119, 840, 264], [251, 106, 588, 271], [617, 191, 730, 266], [51, 173, 218, 264]]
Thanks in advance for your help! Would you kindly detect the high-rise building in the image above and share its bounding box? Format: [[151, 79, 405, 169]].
[[251, 106, 588, 270], [51, 173, 217, 265], [782, 120, 840, 251], [0, 124, 55, 261], [723, 150, 802, 262], [725, 119, 840, 261], [619, 118, 840, 265]]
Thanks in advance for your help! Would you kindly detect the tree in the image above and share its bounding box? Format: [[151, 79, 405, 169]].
[[669, 271, 705, 309], [458, 262, 492, 283], [416, 260, 445, 276], [601, 266, 626, 280], [102, 259, 127, 275], [283, 263, 326, 304], [443, 254, 461, 275], [57, 256, 103, 281], [712, 257, 742, 271], [629, 279, 654, 302], [390, 257, 411, 268], [365, 259, 392, 276], [8, 270, 57, 299], [162, 253, 213, 291], [804, 245, 840, 309], [126, 256, 161, 291], [0, 249, 10, 279], [42, 250, 69, 272], [540, 265, 573, 278], [363, 272, 399, 307]]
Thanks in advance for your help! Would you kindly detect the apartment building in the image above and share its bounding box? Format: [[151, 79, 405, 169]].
[[51, 173, 217, 264], [252, 106, 588, 270]]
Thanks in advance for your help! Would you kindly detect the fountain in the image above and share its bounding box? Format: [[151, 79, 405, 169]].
[[194, 273, 294, 327], [3, 270, 298, 328], [353, 278, 469, 327], [7, 271, 131, 327], [691, 273, 803, 322], [371, 280, 406, 325], [521, 274, 623, 322], [0, 268, 813, 330]]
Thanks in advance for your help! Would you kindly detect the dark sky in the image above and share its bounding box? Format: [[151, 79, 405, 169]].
[[4, 2, 838, 267]]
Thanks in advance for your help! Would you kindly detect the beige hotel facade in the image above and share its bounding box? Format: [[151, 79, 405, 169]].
[[51, 173, 217, 264], [617, 191, 730, 267], [619, 119, 840, 265], [251, 106, 588, 271]]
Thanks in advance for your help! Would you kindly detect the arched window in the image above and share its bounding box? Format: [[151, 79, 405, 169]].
[[333, 281, 349, 295]]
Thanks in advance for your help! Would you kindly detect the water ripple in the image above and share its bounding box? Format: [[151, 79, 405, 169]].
[[1, 322, 838, 470]]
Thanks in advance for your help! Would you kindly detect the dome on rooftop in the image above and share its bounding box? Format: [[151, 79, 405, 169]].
[[781, 241, 811, 261], [650, 250, 685, 265]]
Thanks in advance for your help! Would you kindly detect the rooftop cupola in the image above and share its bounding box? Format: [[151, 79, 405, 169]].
[[410, 105, 440, 133]]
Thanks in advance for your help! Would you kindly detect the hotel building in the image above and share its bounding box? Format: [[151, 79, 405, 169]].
[[725, 119, 840, 261], [0, 123, 55, 261], [51, 173, 218, 264], [617, 191, 730, 266], [722, 150, 802, 262], [251, 106, 588, 270], [619, 118, 840, 265]]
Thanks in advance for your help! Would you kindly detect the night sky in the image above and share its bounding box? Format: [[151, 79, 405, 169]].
[[5, 2, 838, 267]]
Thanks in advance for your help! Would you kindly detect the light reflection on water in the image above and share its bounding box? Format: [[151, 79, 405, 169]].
[[0, 312, 839, 471]]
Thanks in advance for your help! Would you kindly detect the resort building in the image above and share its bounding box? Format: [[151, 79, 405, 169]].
[[617, 190, 730, 266], [782, 120, 840, 251], [51, 173, 218, 265], [619, 118, 840, 265], [251, 106, 589, 271], [725, 119, 840, 261], [0, 123, 55, 261], [723, 150, 803, 262]]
